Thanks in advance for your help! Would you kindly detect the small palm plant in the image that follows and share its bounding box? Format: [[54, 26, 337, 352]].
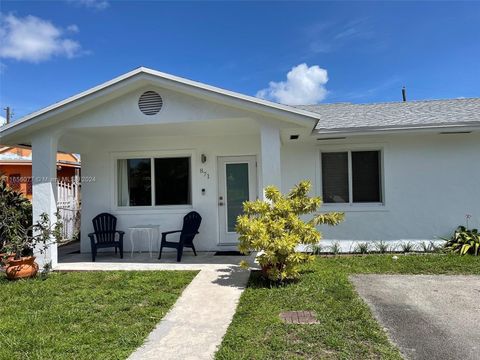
[[237, 181, 344, 281], [329, 241, 341, 255], [354, 242, 370, 254], [399, 241, 416, 253], [419, 241, 440, 253], [308, 243, 323, 255], [373, 240, 389, 253]]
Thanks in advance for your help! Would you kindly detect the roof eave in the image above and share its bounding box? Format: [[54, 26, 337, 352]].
[[313, 123, 480, 137], [0, 67, 319, 140]]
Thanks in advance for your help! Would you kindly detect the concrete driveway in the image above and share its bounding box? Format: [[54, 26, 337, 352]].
[[350, 275, 480, 360]]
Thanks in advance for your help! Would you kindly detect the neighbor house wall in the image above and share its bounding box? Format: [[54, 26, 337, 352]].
[[0, 164, 78, 200], [80, 133, 260, 253], [281, 132, 480, 247]]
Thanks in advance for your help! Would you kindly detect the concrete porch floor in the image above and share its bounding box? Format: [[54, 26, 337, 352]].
[[57, 241, 257, 271]]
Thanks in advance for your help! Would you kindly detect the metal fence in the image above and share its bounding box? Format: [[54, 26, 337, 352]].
[[57, 177, 81, 241]]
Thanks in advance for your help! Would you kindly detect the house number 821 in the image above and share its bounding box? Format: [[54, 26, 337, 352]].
[[200, 168, 210, 179]]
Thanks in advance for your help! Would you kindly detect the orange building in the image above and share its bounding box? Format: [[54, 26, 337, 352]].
[[0, 146, 81, 200]]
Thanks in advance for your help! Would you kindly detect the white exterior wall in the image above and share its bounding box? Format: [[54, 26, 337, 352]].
[[81, 131, 480, 254], [6, 72, 478, 258], [50, 83, 478, 253], [80, 133, 261, 253], [259, 122, 282, 192], [282, 132, 480, 245]]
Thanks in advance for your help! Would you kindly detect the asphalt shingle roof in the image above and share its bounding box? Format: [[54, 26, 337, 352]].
[[295, 98, 480, 133]]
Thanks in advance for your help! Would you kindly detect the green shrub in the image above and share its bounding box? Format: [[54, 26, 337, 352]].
[[444, 226, 480, 256], [0, 177, 32, 253], [0, 176, 61, 260], [237, 181, 344, 281]]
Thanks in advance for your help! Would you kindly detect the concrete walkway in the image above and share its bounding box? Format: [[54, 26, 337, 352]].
[[129, 266, 249, 360], [55, 252, 253, 360], [351, 274, 480, 360]]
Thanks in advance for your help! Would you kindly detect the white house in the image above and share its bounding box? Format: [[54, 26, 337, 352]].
[[1, 67, 479, 266]]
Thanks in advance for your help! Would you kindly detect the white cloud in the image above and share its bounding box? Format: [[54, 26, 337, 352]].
[[68, 0, 110, 10], [67, 24, 79, 33], [0, 13, 82, 63], [0, 115, 6, 126], [256, 64, 329, 105], [307, 19, 372, 54]]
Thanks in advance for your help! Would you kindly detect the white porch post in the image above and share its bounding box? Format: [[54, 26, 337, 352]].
[[32, 132, 59, 268], [259, 122, 281, 198]]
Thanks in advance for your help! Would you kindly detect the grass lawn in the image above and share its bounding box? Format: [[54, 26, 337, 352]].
[[216, 254, 480, 360], [0, 270, 197, 360]]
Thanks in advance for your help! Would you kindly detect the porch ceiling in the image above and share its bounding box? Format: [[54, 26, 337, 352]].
[[56, 118, 262, 153]]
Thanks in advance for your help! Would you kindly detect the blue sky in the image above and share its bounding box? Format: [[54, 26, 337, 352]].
[[1, 1, 480, 120]]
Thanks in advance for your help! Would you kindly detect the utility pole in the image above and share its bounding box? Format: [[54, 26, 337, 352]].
[[4, 106, 12, 124]]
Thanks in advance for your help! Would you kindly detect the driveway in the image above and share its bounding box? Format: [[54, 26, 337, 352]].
[[350, 275, 480, 360]]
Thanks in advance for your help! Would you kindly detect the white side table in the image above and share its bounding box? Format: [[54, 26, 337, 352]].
[[128, 225, 161, 258]]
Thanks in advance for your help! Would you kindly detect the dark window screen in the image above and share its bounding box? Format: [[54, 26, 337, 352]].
[[155, 157, 191, 205], [352, 151, 381, 202], [128, 158, 152, 206], [321, 152, 349, 203]]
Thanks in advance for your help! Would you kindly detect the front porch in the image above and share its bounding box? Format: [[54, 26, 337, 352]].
[[30, 108, 292, 267], [0, 69, 318, 268], [57, 240, 257, 271]]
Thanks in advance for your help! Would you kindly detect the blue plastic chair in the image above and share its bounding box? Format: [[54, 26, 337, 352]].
[[158, 211, 202, 262], [88, 213, 124, 262]]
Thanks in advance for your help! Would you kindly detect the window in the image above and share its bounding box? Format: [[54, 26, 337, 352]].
[[117, 157, 191, 207], [321, 153, 349, 203], [321, 150, 382, 204], [154, 158, 191, 205]]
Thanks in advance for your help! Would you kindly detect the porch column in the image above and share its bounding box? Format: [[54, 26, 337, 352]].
[[32, 132, 59, 268], [259, 122, 281, 198]]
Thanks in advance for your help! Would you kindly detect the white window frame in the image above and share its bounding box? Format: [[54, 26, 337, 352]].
[[111, 150, 195, 213], [317, 144, 386, 212]]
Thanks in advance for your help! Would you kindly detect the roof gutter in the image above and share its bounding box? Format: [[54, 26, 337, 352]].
[[314, 123, 480, 138]]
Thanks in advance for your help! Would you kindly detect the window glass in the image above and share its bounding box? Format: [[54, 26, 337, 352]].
[[154, 157, 191, 205], [321, 150, 382, 205], [352, 151, 381, 203], [117, 158, 151, 206], [226, 163, 249, 232], [321, 152, 349, 203]]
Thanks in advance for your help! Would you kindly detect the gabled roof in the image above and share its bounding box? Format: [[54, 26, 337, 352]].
[[297, 98, 480, 134], [2, 67, 479, 140], [0, 67, 320, 139]]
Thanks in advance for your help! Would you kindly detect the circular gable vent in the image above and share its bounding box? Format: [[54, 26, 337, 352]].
[[138, 91, 163, 115]]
